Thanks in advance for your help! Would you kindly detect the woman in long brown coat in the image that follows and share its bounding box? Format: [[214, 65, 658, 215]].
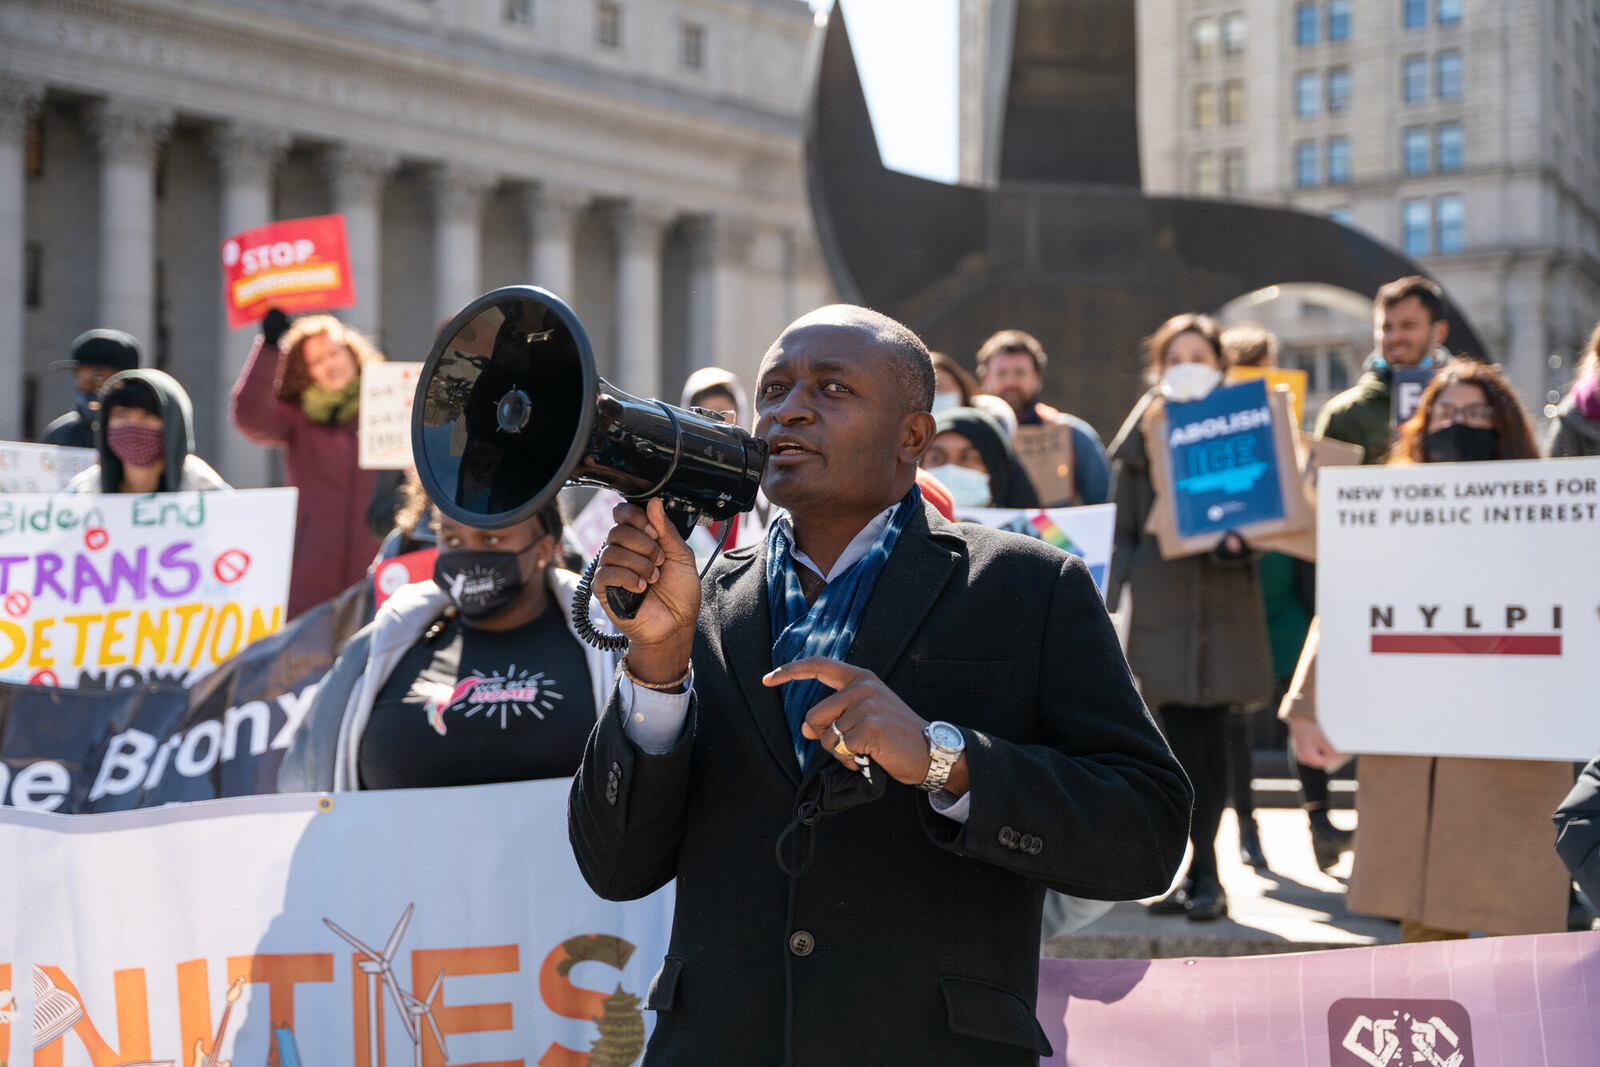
[[1284, 359, 1573, 940], [1108, 314, 1274, 921]]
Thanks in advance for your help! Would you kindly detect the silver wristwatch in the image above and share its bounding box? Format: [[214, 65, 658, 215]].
[[918, 721, 966, 792]]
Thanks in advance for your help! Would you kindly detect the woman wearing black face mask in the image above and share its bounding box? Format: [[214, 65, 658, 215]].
[[278, 499, 619, 792], [1286, 358, 1572, 942]]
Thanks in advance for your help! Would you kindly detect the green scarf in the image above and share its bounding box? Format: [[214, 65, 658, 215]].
[[300, 380, 361, 425]]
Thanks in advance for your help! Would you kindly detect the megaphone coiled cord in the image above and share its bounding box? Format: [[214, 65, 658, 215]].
[[570, 513, 737, 653]]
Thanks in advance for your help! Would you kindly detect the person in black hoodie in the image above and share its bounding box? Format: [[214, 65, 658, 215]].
[[43, 329, 142, 449], [63, 369, 231, 494]]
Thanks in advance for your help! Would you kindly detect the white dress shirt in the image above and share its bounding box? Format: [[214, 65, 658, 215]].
[[619, 503, 970, 822]]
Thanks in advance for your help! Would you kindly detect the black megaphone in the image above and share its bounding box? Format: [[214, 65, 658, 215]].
[[410, 286, 769, 645]]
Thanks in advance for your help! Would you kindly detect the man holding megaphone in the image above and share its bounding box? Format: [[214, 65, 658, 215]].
[[569, 304, 1191, 1065]]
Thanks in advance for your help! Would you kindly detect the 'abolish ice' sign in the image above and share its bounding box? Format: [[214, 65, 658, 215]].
[[1164, 378, 1285, 538]]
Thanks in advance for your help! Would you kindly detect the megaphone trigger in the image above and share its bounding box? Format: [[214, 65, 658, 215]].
[[412, 285, 769, 652]]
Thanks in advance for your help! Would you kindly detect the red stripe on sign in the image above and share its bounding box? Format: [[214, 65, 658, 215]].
[[1370, 633, 1563, 656]]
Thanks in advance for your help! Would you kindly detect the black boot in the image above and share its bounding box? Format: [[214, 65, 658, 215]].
[[1308, 807, 1353, 871], [1184, 877, 1228, 921], [1239, 817, 1268, 870]]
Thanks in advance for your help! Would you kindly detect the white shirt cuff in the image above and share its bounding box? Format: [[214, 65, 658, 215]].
[[618, 668, 693, 755], [928, 788, 971, 824]]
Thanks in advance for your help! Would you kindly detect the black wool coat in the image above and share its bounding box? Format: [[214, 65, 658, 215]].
[[568, 503, 1192, 1066]]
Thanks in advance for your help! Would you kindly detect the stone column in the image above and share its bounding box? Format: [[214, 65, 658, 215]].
[[325, 145, 397, 339], [0, 77, 43, 441], [211, 122, 290, 488], [88, 99, 172, 353], [430, 164, 496, 325], [523, 182, 585, 301], [683, 215, 754, 379], [611, 200, 672, 396]]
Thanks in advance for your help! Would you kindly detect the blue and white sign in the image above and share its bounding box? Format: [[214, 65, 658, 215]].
[[952, 503, 1116, 601], [1165, 379, 1285, 538]]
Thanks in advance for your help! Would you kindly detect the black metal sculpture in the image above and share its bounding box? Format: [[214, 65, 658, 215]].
[[805, 3, 1487, 436]]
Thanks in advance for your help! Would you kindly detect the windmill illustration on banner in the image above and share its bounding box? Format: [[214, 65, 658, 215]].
[[323, 904, 451, 1067]]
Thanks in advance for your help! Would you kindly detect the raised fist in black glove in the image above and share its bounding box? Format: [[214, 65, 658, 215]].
[[262, 307, 293, 348]]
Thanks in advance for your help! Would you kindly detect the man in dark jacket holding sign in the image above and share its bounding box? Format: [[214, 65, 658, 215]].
[[569, 305, 1190, 1065]]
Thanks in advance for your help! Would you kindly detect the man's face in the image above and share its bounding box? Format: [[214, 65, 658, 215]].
[[1375, 295, 1447, 367], [980, 350, 1042, 414], [73, 366, 118, 396], [754, 322, 930, 516]]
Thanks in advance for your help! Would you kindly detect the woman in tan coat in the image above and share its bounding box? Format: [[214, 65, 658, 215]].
[[1284, 360, 1573, 941]]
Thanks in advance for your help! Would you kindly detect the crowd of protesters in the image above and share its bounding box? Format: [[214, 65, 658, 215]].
[[30, 275, 1600, 944]]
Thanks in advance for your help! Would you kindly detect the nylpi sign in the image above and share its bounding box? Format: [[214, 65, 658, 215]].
[[1317, 456, 1600, 760], [221, 215, 355, 329]]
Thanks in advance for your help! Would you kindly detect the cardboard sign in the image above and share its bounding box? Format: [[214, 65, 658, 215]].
[[1391, 366, 1436, 426], [952, 504, 1115, 599], [358, 362, 424, 470], [0, 780, 675, 1065], [1225, 366, 1309, 424], [221, 215, 356, 329], [0, 488, 297, 687], [1143, 385, 1310, 560], [372, 548, 437, 609], [1012, 422, 1078, 507], [1317, 456, 1600, 760], [0, 443, 96, 493]]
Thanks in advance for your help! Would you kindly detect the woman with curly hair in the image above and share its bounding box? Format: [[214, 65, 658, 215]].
[[230, 309, 386, 618], [1286, 359, 1572, 941]]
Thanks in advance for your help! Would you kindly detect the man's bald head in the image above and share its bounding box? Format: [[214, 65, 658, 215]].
[[767, 305, 936, 414]]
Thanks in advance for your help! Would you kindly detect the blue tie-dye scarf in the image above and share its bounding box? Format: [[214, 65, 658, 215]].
[[766, 485, 921, 768]]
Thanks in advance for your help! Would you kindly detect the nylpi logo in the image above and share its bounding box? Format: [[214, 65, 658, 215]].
[[1329, 998, 1473, 1067]]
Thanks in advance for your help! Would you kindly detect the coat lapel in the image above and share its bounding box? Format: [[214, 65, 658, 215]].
[[710, 544, 803, 788], [845, 502, 961, 682]]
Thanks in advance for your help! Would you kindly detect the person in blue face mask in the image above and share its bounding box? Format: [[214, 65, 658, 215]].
[[278, 499, 619, 792], [921, 406, 1041, 509]]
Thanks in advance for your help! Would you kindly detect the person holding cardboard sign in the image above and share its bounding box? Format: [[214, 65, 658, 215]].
[[1108, 313, 1274, 921], [977, 330, 1111, 506], [230, 309, 386, 619]]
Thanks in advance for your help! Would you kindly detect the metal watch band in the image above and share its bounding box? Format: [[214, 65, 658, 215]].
[[918, 748, 956, 793]]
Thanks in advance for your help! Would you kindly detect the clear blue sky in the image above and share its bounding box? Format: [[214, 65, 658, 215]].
[[811, 0, 959, 184]]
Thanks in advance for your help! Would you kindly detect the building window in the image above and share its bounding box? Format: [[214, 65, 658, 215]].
[[1221, 12, 1248, 54], [680, 21, 705, 69], [1223, 80, 1247, 124], [1295, 71, 1319, 117], [1327, 136, 1351, 183], [1193, 85, 1218, 129], [1295, 3, 1317, 46], [1192, 153, 1220, 195], [1295, 141, 1319, 187], [504, 0, 532, 24], [1328, 0, 1352, 41], [1436, 194, 1464, 252], [1403, 126, 1430, 173], [1402, 198, 1430, 254], [24, 242, 42, 307], [1403, 55, 1427, 101], [1192, 17, 1219, 59], [1436, 123, 1463, 170], [1327, 67, 1351, 111], [1437, 0, 1461, 24], [596, 0, 621, 48], [1404, 0, 1427, 29], [1436, 51, 1462, 98], [1224, 149, 1248, 194]]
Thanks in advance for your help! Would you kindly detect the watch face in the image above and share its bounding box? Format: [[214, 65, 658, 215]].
[[929, 722, 963, 751]]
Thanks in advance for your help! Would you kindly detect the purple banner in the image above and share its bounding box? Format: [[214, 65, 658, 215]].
[[1037, 931, 1600, 1065]]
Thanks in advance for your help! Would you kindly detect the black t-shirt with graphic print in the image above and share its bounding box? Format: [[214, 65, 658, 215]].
[[358, 607, 597, 790]]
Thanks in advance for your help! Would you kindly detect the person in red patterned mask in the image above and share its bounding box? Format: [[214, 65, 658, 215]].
[[64, 369, 231, 495]]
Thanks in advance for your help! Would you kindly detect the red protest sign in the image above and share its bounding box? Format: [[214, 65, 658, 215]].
[[373, 549, 437, 610], [221, 214, 356, 328]]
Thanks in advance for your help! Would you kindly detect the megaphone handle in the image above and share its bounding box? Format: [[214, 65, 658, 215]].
[[604, 498, 701, 620]]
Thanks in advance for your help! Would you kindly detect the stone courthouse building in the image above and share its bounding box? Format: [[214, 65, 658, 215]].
[[0, 0, 829, 485]]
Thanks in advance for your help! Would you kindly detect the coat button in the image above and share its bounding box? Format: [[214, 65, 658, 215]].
[[999, 826, 1019, 849], [1027, 837, 1043, 855], [1019, 833, 1036, 852], [789, 931, 815, 956], [611, 761, 622, 777]]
